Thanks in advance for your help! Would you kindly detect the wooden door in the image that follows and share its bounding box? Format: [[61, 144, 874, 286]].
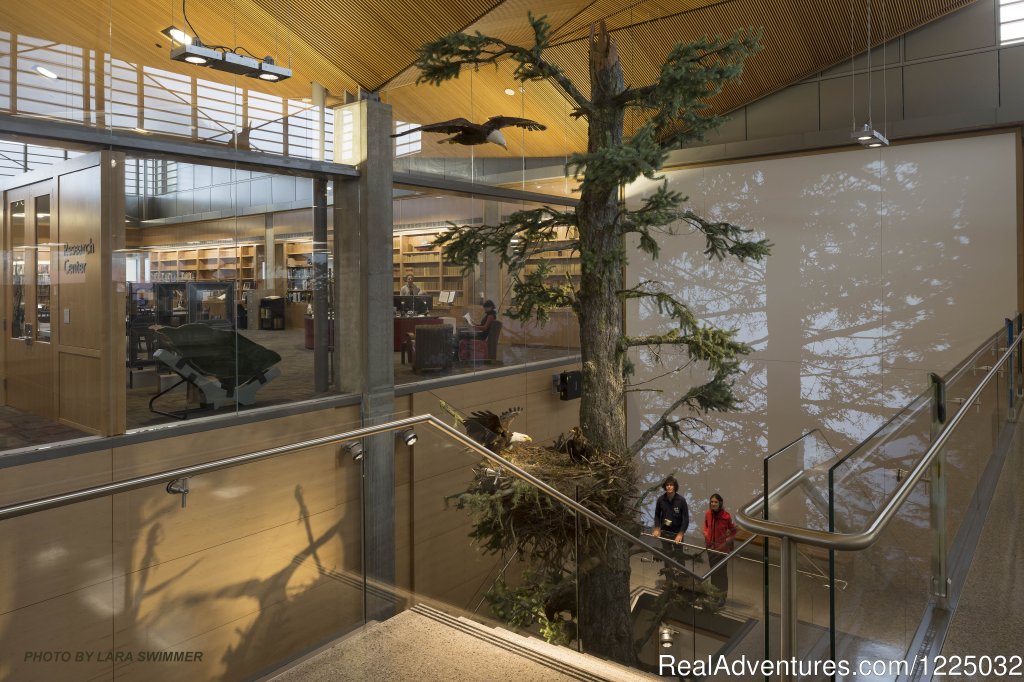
[[5, 181, 54, 417]]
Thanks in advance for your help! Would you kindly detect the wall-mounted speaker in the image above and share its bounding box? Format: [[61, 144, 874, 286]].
[[553, 370, 582, 401]]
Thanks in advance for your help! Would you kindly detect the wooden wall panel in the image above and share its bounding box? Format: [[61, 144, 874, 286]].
[[57, 352, 102, 434], [56, 166, 103, 351], [0, 370, 589, 678]]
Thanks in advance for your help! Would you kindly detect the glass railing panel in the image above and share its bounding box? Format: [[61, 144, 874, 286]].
[[763, 430, 838, 530], [760, 431, 837, 672], [377, 421, 584, 647], [370, 417, 770, 677], [1, 425, 366, 681], [759, 537, 834, 674], [830, 486, 931, 681], [940, 338, 1005, 549], [828, 386, 933, 535]]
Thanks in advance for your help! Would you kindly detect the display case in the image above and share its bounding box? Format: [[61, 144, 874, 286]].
[[187, 281, 235, 328]]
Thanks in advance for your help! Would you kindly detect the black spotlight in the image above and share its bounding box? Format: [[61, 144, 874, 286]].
[[400, 428, 418, 446]]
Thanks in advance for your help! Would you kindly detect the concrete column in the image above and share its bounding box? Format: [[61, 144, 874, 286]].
[[480, 199, 502, 304], [264, 213, 278, 296], [312, 176, 329, 393], [335, 96, 396, 621]]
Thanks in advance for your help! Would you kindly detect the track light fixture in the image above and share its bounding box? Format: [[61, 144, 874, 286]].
[[169, 0, 292, 82], [400, 428, 418, 446], [344, 441, 364, 461], [849, 0, 890, 148], [851, 123, 889, 148], [170, 39, 221, 67]]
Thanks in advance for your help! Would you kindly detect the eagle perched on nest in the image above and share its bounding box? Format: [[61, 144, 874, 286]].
[[440, 400, 532, 452]]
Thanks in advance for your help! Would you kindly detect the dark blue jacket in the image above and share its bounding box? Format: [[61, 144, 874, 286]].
[[655, 492, 689, 537]]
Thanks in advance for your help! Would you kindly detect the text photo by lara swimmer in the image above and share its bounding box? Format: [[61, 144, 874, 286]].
[[24, 650, 204, 664], [658, 654, 1024, 678]]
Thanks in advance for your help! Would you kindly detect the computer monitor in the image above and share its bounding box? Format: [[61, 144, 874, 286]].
[[393, 295, 433, 315]]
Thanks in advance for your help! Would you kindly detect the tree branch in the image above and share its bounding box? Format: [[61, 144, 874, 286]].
[[627, 368, 738, 457], [415, 13, 592, 113]]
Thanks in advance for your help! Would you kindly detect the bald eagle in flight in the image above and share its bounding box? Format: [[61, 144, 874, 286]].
[[440, 400, 532, 452], [392, 116, 546, 150]]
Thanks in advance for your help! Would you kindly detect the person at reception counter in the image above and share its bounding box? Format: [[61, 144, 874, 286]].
[[400, 274, 421, 296]]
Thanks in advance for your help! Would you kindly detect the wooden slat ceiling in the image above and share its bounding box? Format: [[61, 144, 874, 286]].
[[1, 0, 977, 157]]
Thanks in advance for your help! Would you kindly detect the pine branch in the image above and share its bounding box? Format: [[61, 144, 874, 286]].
[[507, 265, 578, 323], [415, 13, 591, 113], [433, 206, 578, 272], [680, 209, 772, 262], [618, 283, 750, 376], [627, 371, 738, 456]]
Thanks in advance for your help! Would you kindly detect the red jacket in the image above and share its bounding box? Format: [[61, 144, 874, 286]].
[[703, 508, 737, 553]]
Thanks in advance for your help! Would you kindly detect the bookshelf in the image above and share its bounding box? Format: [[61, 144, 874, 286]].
[[522, 226, 581, 292], [148, 245, 260, 300], [393, 232, 451, 307], [284, 241, 314, 304]]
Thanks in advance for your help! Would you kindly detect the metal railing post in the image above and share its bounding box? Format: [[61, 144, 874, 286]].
[[1017, 313, 1023, 397], [928, 372, 949, 606], [1007, 319, 1016, 421], [780, 536, 797, 682]]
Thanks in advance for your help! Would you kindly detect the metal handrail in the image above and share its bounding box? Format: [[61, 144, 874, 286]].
[[736, 328, 1023, 550], [0, 413, 704, 580], [639, 531, 758, 580]]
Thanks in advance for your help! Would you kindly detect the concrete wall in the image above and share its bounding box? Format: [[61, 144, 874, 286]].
[[625, 132, 1019, 528]]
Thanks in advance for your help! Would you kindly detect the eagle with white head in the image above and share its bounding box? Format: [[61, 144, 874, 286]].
[[392, 116, 546, 150]]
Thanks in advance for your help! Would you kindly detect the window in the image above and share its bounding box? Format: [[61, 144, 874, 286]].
[[394, 121, 421, 157], [1000, 0, 1024, 45]]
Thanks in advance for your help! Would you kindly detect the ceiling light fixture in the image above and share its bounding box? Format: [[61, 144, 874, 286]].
[[170, 38, 220, 67], [33, 65, 59, 79], [160, 26, 193, 45], [251, 56, 291, 82], [504, 88, 516, 96], [169, 0, 291, 82], [850, 0, 890, 148]]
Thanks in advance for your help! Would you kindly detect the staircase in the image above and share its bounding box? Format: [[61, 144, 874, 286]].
[[266, 604, 662, 681]]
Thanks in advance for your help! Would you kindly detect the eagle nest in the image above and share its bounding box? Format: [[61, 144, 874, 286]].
[[446, 429, 640, 563]]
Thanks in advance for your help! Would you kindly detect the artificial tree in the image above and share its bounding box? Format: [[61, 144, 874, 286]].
[[420, 15, 769, 665]]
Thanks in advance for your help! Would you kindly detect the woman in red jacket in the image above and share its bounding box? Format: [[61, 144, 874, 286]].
[[703, 493, 737, 603]]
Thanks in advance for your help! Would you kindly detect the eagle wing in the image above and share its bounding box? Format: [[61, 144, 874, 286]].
[[498, 406, 523, 432], [391, 118, 475, 137], [466, 410, 506, 450], [438, 399, 467, 430], [484, 116, 546, 132]]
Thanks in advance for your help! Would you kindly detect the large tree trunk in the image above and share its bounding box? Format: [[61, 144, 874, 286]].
[[574, 23, 637, 667], [578, 534, 635, 663], [578, 22, 626, 455]]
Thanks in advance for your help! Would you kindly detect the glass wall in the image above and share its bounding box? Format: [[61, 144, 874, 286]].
[[124, 155, 341, 429], [1, 9, 336, 161], [390, 187, 580, 386]]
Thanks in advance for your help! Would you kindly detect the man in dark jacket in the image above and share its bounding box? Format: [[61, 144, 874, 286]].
[[652, 475, 689, 570]]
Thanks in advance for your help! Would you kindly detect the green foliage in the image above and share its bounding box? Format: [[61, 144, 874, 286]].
[[486, 570, 577, 646]]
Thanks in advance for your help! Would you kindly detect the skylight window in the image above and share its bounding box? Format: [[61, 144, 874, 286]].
[[1000, 0, 1024, 45]]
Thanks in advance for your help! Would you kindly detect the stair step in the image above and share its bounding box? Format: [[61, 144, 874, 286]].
[[421, 604, 661, 682], [267, 605, 656, 682]]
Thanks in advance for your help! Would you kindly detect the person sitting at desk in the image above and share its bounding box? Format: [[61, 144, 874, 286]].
[[400, 274, 421, 296], [465, 299, 497, 339]]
